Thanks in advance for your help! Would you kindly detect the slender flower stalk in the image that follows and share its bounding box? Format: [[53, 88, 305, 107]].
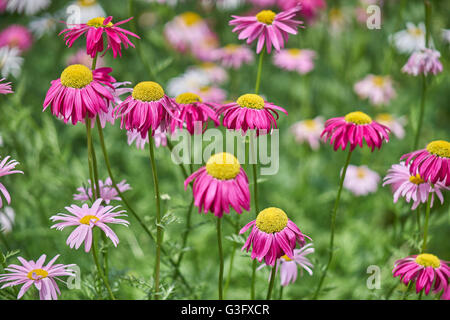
[[217, 217, 224, 300], [421, 193, 432, 253], [266, 265, 277, 300], [91, 228, 115, 300], [313, 149, 353, 299]]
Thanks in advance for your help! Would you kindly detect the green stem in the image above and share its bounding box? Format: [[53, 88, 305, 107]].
[[0, 232, 11, 251], [421, 193, 432, 253], [313, 149, 353, 299], [250, 141, 260, 300], [402, 282, 413, 300], [224, 215, 239, 298], [424, 1, 431, 49], [413, 74, 427, 150], [266, 265, 277, 300], [92, 229, 115, 300], [174, 198, 194, 271], [166, 139, 189, 180], [148, 130, 162, 300], [86, 117, 96, 199], [278, 285, 284, 300], [255, 50, 265, 95], [217, 217, 224, 300]]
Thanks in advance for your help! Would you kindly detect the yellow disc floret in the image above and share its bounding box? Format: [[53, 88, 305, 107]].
[[256, 10, 276, 25], [281, 254, 292, 262], [87, 17, 113, 28], [27, 268, 49, 280], [375, 113, 392, 123], [132, 81, 165, 102], [206, 153, 241, 180], [288, 49, 302, 56], [409, 174, 425, 185], [237, 94, 265, 110], [256, 207, 288, 234], [415, 253, 440, 268], [176, 92, 202, 104], [78, 0, 96, 7], [180, 12, 202, 26], [372, 76, 385, 87], [426, 140, 450, 158], [344, 111, 372, 125], [60, 64, 93, 89], [79, 215, 100, 225]]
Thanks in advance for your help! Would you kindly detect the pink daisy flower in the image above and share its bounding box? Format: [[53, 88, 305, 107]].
[[393, 253, 450, 296], [0, 254, 75, 300], [229, 6, 304, 54], [0, 156, 23, 208], [342, 165, 380, 196], [195, 86, 227, 104], [290, 116, 324, 150], [50, 198, 129, 252], [170, 92, 220, 135], [375, 113, 406, 140], [402, 48, 443, 76], [114, 81, 177, 138], [127, 127, 167, 150], [73, 178, 131, 205], [353, 74, 396, 106], [273, 48, 316, 74], [383, 162, 448, 210], [217, 93, 288, 135], [240, 207, 308, 266], [60, 16, 140, 58], [401, 140, 450, 186], [0, 25, 33, 52], [43, 64, 115, 125], [184, 152, 250, 218], [213, 44, 254, 69], [278, 0, 327, 23], [0, 78, 13, 94], [321, 111, 390, 151]]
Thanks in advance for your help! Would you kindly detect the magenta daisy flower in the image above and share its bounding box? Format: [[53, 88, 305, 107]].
[[0, 78, 13, 94], [43, 64, 115, 125], [50, 198, 129, 252], [393, 253, 450, 296], [0, 156, 23, 208], [60, 16, 140, 58], [0, 254, 75, 300], [73, 178, 131, 204], [240, 207, 308, 266], [229, 6, 303, 54], [401, 140, 450, 186], [321, 111, 390, 151], [170, 92, 220, 135], [184, 152, 250, 218], [114, 81, 177, 138], [0, 24, 33, 52], [383, 162, 448, 210], [217, 93, 287, 135]]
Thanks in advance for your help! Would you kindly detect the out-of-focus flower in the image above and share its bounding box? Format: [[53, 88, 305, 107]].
[[383, 162, 448, 210], [402, 48, 443, 76], [0, 25, 33, 53], [401, 140, 450, 186], [343, 165, 380, 196], [354, 74, 396, 106], [278, 0, 326, 23], [127, 127, 167, 150], [328, 7, 348, 34], [66, 48, 105, 68], [60, 16, 140, 59], [29, 14, 58, 40], [0, 206, 15, 233], [0, 254, 75, 300], [71, 0, 106, 24], [215, 0, 243, 10], [146, 0, 179, 6], [0, 156, 23, 208], [213, 44, 254, 69], [0, 46, 23, 78], [50, 198, 129, 252], [185, 152, 250, 217], [74, 178, 131, 204], [321, 111, 390, 151], [390, 22, 426, 54], [194, 86, 227, 104], [393, 254, 449, 297], [375, 113, 405, 139], [43, 64, 115, 125], [442, 29, 450, 44], [194, 63, 228, 85], [240, 207, 309, 266], [0, 78, 13, 95], [167, 69, 210, 97], [217, 93, 287, 135], [290, 116, 324, 150], [230, 6, 304, 54], [6, 0, 50, 16], [0, 0, 7, 12], [273, 48, 316, 74], [191, 34, 220, 62], [249, 0, 277, 6]]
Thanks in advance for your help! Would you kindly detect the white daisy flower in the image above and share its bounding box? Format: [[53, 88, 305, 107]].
[[0, 46, 24, 78], [29, 14, 58, 39], [6, 0, 51, 16], [69, 0, 106, 24], [0, 207, 15, 234], [441, 29, 450, 44], [167, 69, 210, 97], [390, 22, 426, 54]]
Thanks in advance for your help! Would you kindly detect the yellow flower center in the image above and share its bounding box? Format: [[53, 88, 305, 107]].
[[27, 268, 49, 280], [60, 64, 93, 89], [236, 94, 265, 110], [356, 168, 366, 179], [87, 17, 113, 28], [180, 12, 202, 26], [206, 153, 241, 180], [304, 119, 317, 129], [288, 49, 302, 56], [79, 215, 100, 225], [176, 92, 202, 105], [225, 44, 239, 52], [132, 81, 165, 102], [78, 0, 96, 7], [256, 207, 288, 234], [329, 8, 343, 21], [281, 254, 292, 262], [372, 76, 385, 87], [409, 27, 423, 37], [409, 173, 425, 185], [426, 140, 450, 158], [344, 111, 372, 125], [256, 10, 276, 25], [415, 253, 440, 268], [375, 113, 392, 123]]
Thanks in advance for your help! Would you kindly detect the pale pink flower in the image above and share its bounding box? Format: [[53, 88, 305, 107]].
[[273, 48, 316, 74], [354, 74, 396, 106], [127, 127, 167, 150], [73, 178, 131, 204], [0, 25, 33, 52], [194, 63, 228, 85], [0, 156, 23, 208], [0, 78, 13, 94], [290, 117, 324, 150], [213, 44, 254, 69], [402, 48, 443, 76], [66, 49, 105, 68], [194, 86, 227, 104], [343, 165, 380, 196], [375, 113, 406, 140]]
